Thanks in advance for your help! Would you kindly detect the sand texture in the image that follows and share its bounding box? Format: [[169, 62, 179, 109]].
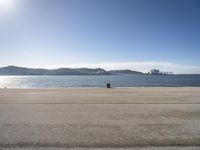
[[0, 88, 200, 150]]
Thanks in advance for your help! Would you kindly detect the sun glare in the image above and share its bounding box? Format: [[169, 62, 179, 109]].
[[0, 0, 15, 11]]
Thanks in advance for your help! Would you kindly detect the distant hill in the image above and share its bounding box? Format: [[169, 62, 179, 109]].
[[108, 70, 144, 75], [0, 66, 144, 75], [0, 66, 110, 75], [0, 66, 50, 75]]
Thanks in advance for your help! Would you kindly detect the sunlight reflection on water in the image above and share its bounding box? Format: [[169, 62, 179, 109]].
[[0, 76, 29, 88]]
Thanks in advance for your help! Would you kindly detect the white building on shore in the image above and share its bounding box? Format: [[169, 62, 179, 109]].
[[149, 69, 173, 75]]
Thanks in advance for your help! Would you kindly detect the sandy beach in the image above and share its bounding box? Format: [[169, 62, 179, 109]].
[[0, 87, 200, 150]]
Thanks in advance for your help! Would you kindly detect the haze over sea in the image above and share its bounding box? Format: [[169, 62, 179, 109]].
[[0, 75, 200, 88]]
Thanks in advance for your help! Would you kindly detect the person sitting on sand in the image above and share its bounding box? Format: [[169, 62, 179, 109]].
[[107, 82, 111, 88]]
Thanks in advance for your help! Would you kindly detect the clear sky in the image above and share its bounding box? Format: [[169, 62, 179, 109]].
[[0, 0, 200, 73]]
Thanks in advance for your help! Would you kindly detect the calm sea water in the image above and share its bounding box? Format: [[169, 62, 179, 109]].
[[0, 75, 200, 88]]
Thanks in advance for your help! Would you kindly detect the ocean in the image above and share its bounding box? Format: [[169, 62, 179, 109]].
[[0, 75, 200, 88]]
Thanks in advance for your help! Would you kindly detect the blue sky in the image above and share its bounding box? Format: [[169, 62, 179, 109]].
[[0, 0, 200, 73]]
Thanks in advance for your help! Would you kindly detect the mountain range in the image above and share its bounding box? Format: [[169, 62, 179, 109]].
[[0, 66, 144, 75]]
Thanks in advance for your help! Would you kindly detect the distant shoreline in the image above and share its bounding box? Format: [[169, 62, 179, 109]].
[[1, 74, 200, 76], [0, 66, 199, 75], [0, 65, 143, 75]]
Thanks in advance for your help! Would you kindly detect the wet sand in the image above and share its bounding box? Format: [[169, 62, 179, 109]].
[[0, 88, 200, 150]]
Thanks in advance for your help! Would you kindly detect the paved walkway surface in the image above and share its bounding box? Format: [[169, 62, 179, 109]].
[[0, 88, 200, 150]]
